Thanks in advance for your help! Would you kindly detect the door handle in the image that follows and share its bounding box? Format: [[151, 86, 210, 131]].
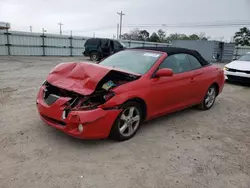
[[190, 77, 196, 82]]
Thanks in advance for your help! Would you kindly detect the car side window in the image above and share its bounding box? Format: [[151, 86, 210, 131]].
[[159, 53, 192, 74], [101, 39, 109, 47], [85, 39, 98, 45], [188, 54, 202, 70], [113, 41, 121, 50]]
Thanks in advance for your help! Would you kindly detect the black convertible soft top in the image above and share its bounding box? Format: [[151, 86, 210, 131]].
[[132, 47, 210, 66]]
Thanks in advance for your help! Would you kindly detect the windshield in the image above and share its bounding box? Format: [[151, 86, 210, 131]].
[[238, 54, 250, 61], [99, 50, 162, 74]]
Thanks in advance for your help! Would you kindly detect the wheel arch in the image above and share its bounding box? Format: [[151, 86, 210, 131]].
[[124, 97, 147, 121], [211, 82, 219, 96]]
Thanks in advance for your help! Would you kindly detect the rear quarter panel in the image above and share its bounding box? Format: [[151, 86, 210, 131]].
[[197, 65, 224, 101]]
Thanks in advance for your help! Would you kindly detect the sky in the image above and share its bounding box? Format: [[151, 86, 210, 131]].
[[0, 0, 250, 41]]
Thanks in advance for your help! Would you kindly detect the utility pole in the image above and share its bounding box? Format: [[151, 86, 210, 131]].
[[70, 30, 72, 37], [29, 26, 32, 32], [42, 28, 47, 35], [116, 23, 119, 40], [58, 22, 63, 35], [117, 11, 125, 39], [93, 32, 95, 38]]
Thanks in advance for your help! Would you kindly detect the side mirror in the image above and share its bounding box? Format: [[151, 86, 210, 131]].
[[155, 68, 173, 78]]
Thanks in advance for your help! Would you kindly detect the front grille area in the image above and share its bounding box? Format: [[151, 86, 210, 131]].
[[42, 82, 78, 106], [42, 115, 66, 126], [227, 68, 250, 74], [227, 75, 250, 83]]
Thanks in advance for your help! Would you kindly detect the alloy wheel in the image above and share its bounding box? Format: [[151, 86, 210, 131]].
[[118, 106, 141, 137], [205, 87, 216, 108]]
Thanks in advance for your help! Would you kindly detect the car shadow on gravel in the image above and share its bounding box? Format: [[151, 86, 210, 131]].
[[141, 106, 198, 129], [44, 125, 116, 147], [43, 106, 206, 146]]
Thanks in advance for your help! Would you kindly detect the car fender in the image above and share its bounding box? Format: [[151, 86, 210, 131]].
[[203, 66, 224, 96], [100, 80, 150, 109]]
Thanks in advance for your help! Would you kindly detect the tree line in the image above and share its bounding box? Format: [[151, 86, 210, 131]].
[[121, 27, 250, 46], [121, 29, 210, 43]]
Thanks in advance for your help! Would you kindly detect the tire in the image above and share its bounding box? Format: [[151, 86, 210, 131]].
[[110, 101, 143, 141], [198, 85, 217, 110], [90, 52, 101, 61]]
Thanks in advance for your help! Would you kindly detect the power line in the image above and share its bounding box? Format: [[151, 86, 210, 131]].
[[124, 21, 250, 28], [125, 24, 250, 27], [60, 20, 250, 37], [64, 25, 116, 33], [125, 20, 250, 25]]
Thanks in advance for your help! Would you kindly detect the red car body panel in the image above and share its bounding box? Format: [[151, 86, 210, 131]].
[[37, 50, 225, 139], [101, 53, 224, 120]]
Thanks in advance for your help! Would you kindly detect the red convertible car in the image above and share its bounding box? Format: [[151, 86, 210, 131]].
[[36, 47, 224, 141]]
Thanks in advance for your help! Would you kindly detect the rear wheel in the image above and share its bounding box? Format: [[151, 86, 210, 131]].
[[198, 85, 217, 110], [90, 52, 101, 61], [110, 102, 142, 141]]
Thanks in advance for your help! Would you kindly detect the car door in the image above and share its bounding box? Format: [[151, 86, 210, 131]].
[[101, 39, 110, 56], [187, 54, 208, 104], [149, 53, 194, 117]]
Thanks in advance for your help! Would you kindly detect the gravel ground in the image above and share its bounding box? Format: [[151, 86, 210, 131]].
[[0, 56, 250, 188]]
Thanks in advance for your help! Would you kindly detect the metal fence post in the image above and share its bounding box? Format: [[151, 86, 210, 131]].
[[235, 46, 239, 59], [5, 29, 11, 55], [69, 36, 73, 57], [41, 33, 45, 56], [128, 41, 131, 48]]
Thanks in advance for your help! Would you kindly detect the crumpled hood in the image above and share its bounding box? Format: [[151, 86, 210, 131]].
[[46, 62, 112, 95], [46, 62, 139, 96], [226, 60, 250, 71]]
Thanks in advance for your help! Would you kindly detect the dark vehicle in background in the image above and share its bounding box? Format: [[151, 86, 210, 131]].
[[83, 38, 126, 61]]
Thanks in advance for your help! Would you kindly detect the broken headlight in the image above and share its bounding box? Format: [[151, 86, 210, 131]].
[[42, 80, 47, 85]]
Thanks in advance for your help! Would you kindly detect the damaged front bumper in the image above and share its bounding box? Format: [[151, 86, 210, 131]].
[[36, 87, 121, 139]]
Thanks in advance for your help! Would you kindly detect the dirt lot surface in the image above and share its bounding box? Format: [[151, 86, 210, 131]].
[[0, 56, 250, 188]]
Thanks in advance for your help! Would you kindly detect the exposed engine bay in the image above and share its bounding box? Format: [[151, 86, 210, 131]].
[[43, 70, 140, 114]]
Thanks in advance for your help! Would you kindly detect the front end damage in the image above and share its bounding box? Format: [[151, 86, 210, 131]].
[[36, 68, 140, 139]]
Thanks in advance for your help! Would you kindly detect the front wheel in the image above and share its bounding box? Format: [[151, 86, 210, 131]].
[[198, 85, 217, 110], [110, 102, 142, 141]]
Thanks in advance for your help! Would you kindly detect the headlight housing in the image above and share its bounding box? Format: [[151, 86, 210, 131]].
[[73, 91, 116, 111], [224, 67, 229, 71]]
